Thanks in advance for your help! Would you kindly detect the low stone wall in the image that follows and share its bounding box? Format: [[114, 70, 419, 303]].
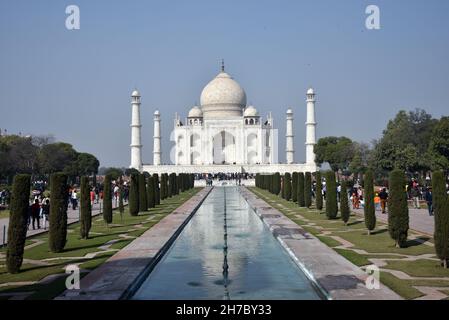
[[239, 187, 402, 300], [57, 187, 213, 300]]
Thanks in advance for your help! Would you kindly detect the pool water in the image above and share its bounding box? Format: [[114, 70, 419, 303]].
[[132, 187, 322, 300]]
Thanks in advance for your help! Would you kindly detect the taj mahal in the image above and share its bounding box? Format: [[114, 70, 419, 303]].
[[129, 63, 318, 174]]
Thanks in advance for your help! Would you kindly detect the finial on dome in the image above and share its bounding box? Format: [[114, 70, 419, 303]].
[[221, 59, 225, 72]]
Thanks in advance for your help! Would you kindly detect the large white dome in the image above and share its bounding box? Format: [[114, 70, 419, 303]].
[[200, 71, 247, 118]]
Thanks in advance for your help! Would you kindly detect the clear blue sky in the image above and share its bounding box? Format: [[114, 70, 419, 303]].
[[1, 0, 448, 167]]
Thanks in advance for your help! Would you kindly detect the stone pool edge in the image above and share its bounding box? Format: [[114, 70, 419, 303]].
[[239, 187, 402, 300], [56, 187, 213, 300]]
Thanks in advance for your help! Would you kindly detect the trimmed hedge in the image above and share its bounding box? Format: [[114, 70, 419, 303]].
[[340, 181, 350, 225], [292, 172, 298, 202], [388, 169, 409, 248], [49, 173, 69, 253], [315, 171, 323, 211], [129, 173, 139, 216], [284, 173, 292, 201], [298, 173, 305, 207], [432, 171, 449, 268], [6, 174, 31, 273], [305, 172, 312, 208], [364, 170, 376, 234], [139, 173, 148, 212], [147, 176, 155, 209], [80, 176, 92, 239], [103, 174, 113, 224], [325, 171, 338, 220]]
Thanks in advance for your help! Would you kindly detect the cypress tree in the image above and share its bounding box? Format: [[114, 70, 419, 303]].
[[160, 174, 167, 200], [6, 174, 31, 274], [129, 173, 139, 216], [284, 172, 292, 201], [432, 171, 449, 268], [139, 173, 148, 212], [315, 171, 323, 211], [292, 172, 298, 202], [177, 174, 182, 193], [152, 173, 160, 205], [269, 174, 274, 194], [49, 173, 69, 253], [388, 169, 409, 248], [167, 174, 173, 198], [173, 173, 179, 195], [190, 174, 195, 189], [274, 172, 281, 195], [325, 171, 338, 219], [340, 181, 350, 225], [118, 185, 124, 219], [147, 176, 156, 208], [103, 174, 113, 224], [298, 173, 305, 207], [281, 176, 285, 198], [80, 176, 92, 239], [305, 172, 312, 208], [364, 170, 376, 235]]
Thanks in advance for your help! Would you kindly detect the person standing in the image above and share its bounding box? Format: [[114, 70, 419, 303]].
[[41, 199, 50, 230], [71, 189, 78, 210], [30, 199, 41, 230], [425, 187, 433, 216], [379, 188, 388, 214], [411, 186, 421, 209]]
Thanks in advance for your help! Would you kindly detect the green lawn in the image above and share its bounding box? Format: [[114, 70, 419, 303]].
[[0, 188, 201, 300], [249, 187, 449, 300]]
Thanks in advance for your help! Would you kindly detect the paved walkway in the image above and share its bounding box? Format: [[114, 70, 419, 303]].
[[0, 199, 124, 246], [241, 187, 401, 300], [352, 207, 434, 236], [57, 187, 212, 300]]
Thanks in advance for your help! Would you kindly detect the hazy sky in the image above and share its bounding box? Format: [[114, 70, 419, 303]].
[[1, 0, 448, 167]]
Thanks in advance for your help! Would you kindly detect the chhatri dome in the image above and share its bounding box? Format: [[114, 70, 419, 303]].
[[188, 105, 203, 118], [243, 105, 259, 117], [199, 64, 247, 119]]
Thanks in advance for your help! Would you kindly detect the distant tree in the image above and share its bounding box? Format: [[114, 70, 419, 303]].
[[38, 142, 77, 175], [372, 109, 437, 173], [314, 136, 354, 172], [315, 171, 323, 211], [103, 174, 113, 224], [281, 176, 285, 199], [176, 174, 182, 194], [147, 176, 155, 208], [428, 117, 449, 172], [139, 173, 148, 212], [103, 167, 124, 181], [167, 173, 173, 198], [49, 173, 69, 253], [305, 172, 312, 208], [6, 174, 31, 273], [129, 173, 139, 216], [340, 181, 350, 225], [284, 173, 292, 201], [80, 176, 92, 239], [364, 170, 376, 235], [432, 171, 449, 268], [76, 153, 100, 176], [388, 169, 409, 248], [298, 173, 305, 207], [325, 171, 338, 219], [292, 172, 298, 202]]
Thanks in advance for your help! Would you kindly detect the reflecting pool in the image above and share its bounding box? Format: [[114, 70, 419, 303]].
[[132, 187, 322, 300]]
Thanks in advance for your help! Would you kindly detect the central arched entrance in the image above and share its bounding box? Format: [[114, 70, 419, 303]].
[[212, 131, 236, 164]]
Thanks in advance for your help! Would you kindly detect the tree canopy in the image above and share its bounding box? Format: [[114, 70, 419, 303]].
[[314, 136, 354, 172]]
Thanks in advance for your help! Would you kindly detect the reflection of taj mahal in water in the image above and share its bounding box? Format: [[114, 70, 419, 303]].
[[129, 63, 318, 174]]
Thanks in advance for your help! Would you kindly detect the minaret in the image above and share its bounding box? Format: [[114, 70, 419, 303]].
[[306, 88, 317, 164], [286, 108, 294, 164], [130, 90, 142, 171], [153, 110, 161, 166]]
